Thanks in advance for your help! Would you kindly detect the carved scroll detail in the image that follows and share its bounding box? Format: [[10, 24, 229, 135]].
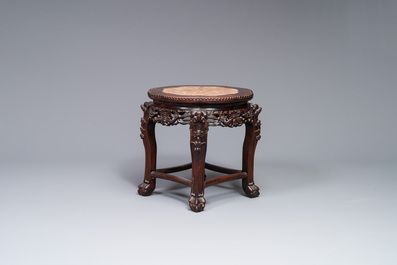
[[190, 111, 208, 152], [149, 105, 190, 126], [140, 102, 262, 139], [140, 117, 146, 139], [139, 102, 151, 140], [140, 101, 190, 128], [251, 104, 262, 141], [206, 103, 262, 128]]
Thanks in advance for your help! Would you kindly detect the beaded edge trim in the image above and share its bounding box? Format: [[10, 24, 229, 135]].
[[148, 89, 254, 102]]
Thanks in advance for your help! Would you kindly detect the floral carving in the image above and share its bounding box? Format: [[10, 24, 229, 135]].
[[251, 104, 262, 141], [140, 117, 146, 139], [140, 102, 151, 112], [139, 103, 151, 140], [206, 103, 262, 128], [140, 102, 190, 126], [254, 120, 261, 141], [140, 102, 262, 141], [190, 111, 208, 152], [149, 107, 190, 126]]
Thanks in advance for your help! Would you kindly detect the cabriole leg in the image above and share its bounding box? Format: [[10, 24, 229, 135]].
[[138, 102, 157, 196], [242, 104, 262, 198], [189, 111, 208, 212]]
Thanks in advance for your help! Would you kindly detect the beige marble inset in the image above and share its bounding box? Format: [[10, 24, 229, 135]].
[[163, 86, 238, 97]]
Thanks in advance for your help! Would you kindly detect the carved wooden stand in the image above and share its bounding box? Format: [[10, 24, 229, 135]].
[[138, 86, 261, 212]]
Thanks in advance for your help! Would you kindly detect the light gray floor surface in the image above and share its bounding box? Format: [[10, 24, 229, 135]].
[[1, 160, 396, 265]]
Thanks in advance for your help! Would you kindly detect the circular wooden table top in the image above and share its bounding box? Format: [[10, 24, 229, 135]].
[[148, 85, 253, 105]]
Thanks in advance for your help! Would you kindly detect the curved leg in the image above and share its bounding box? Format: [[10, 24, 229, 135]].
[[189, 111, 208, 212], [242, 104, 262, 198], [138, 102, 157, 196]]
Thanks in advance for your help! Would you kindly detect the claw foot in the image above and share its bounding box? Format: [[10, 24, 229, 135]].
[[188, 193, 206, 212], [138, 181, 155, 196], [243, 183, 260, 198]]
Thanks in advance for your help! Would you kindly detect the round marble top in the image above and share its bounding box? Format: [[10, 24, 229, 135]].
[[148, 85, 253, 104], [163, 86, 238, 96]]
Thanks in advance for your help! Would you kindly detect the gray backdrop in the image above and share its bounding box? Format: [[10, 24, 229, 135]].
[[1, 1, 397, 265], [1, 0, 396, 165]]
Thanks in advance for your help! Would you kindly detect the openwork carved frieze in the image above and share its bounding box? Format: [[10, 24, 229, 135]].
[[140, 101, 189, 139], [140, 102, 262, 129], [141, 102, 190, 126], [207, 104, 262, 128]]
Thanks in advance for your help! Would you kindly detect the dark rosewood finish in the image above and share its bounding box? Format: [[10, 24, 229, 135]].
[[138, 85, 261, 212]]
